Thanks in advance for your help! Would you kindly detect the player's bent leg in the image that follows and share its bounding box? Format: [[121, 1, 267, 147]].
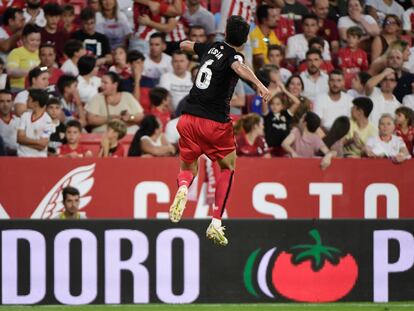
[[169, 160, 198, 223], [206, 151, 236, 246]]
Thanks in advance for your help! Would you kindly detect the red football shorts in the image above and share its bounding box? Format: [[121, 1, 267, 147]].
[[177, 114, 236, 163]]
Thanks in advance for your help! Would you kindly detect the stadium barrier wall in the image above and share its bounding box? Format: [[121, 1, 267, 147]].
[[0, 157, 413, 219], [0, 220, 414, 304]]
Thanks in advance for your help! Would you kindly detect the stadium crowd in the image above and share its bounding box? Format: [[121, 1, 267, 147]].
[[0, 0, 413, 164]]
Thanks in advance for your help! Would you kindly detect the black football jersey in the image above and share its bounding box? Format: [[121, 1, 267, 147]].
[[181, 42, 244, 123]]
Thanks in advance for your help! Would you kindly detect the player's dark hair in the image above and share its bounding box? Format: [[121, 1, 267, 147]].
[[62, 186, 80, 201], [346, 26, 364, 38], [302, 13, 319, 24], [43, 3, 63, 17], [352, 97, 373, 118], [80, 7, 96, 22], [66, 119, 82, 132], [357, 71, 371, 86], [256, 4, 272, 24], [57, 75, 77, 94], [78, 55, 96, 76], [28, 66, 49, 86], [149, 87, 169, 107], [150, 32, 166, 43], [267, 44, 283, 57], [46, 96, 61, 107], [2, 7, 23, 26], [323, 116, 350, 148], [304, 111, 321, 133], [395, 106, 414, 126], [62, 4, 75, 15], [306, 48, 322, 59], [29, 89, 49, 108], [64, 39, 84, 58], [107, 119, 127, 140], [234, 113, 262, 135], [128, 115, 161, 156], [225, 15, 250, 47], [22, 23, 41, 37], [308, 36, 325, 49], [127, 50, 145, 63]]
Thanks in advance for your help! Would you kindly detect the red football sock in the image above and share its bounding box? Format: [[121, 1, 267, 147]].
[[213, 169, 235, 220], [177, 170, 194, 188]]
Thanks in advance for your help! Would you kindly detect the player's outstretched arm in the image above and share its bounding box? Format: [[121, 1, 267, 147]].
[[180, 40, 195, 53], [231, 61, 271, 104]]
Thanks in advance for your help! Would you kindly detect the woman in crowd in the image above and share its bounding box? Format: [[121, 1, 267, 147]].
[[282, 74, 312, 125], [109, 46, 131, 79], [128, 114, 175, 157], [95, 0, 132, 50], [371, 15, 402, 62], [86, 72, 144, 133], [234, 113, 270, 158]]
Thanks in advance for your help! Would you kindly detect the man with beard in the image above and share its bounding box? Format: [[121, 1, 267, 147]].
[[300, 48, 329, 102], [23, 0, 45, 27], [250, 4, 281, 71], [313, 69, 353, 131]]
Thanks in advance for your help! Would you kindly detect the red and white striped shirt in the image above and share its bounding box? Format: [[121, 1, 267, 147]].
[[217, 0, 257, 34]]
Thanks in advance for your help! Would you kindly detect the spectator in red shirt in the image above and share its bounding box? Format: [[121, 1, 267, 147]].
[[109, 46, 131, 79], [61, 4, 78, 35], [39, 42, 63, 88], [149, 87, 171, 131], [99, 119, 127, 157], [235, 113, 270, 158], [41, 3, 69, 64], [58, 119, 93, 157], [337, 26, 369, 89], [311, 0, 340, 53], [395, 106, 414, 155]]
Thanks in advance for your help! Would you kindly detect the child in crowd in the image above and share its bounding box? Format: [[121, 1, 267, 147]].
[[366, 114, 411, 162], [109, 46, 131, 79], [337, 26, 369, 89], [267, 45, 292, 83], [58, 120, 92, 157], [281, 112, 336, 169], [60, 39, 86, 76], [263, 82, 300, 156], [17, 89, 53, 158], [298, 37, 334, 74], [347, 72, 372, 98], [394, 106, 414, 156], [149, 87, 171, 130], [57, 74, 86, 127], [46, 97, 66, 156], [61, 5, 78, 34], [234, 113, 270, 157], [99, 119, 127, 157], [344, 97, 378, 157]]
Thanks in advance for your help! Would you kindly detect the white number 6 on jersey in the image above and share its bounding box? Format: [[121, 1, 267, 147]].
[[196, 59, 214, 90]]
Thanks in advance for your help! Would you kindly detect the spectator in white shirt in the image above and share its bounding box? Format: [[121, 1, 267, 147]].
[[23, 0, 46, 27], [159, 50, 193, 113], [365, 67, 401, 127], [365, 113, 410, 162], [143, 32, 173, 82], [286, 14, 331, 67], [60, 39, 86, 76], [17, 89, 53, 157], [300, 49, 329, 102], [77, 55, 101, 104], [14, 66, 50, 117], [313, 69, 353, 130], [338, 0, 380, 43], [366, 0, 405, 24], [0, 89, 19, 155]]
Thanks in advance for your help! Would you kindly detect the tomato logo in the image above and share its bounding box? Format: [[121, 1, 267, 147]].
[[243, 229, 359, 302]]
